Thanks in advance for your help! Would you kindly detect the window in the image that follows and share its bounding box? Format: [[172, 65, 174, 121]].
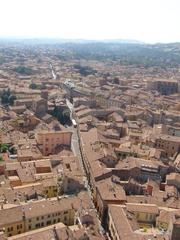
[[16, 224, 22, 230], [47, 220, 51, 225], [29, 219, 31, 223], [29, 225, 31, 230], [18, 231, 21, 234], [58, 218, 60, 222], [41, 222, 44, 227], [53, 219, 56, 224], [41, 216, 44, 220], [36, 217, 39, 221], [48, 215, 50, 218], [35, 223, 40, 228], [64, 211, 68, 215]]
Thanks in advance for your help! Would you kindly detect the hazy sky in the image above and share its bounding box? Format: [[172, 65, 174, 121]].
[[0, 0, 179, 43]]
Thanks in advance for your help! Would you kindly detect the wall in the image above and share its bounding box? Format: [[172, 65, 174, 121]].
[[36, 131, 72, 156]]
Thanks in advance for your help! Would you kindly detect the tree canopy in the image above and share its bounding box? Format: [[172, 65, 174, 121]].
[[14, 66, 33, 75], [1, 89, 16, 106], [52, 107, 71, 125]]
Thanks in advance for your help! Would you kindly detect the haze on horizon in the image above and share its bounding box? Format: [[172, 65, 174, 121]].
[[0, 0, 179, 44]]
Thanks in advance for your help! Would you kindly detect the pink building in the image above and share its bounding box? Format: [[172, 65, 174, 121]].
[[35, 131, 72, 156]]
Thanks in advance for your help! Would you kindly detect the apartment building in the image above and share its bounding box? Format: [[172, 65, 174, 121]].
[[0, 205, 25, 237], [108, 205, 138, 240], [126, 203, 159, 223], [35, 130, 72, 156], [0, 197, 75, 237], [94, 178, 126, 224], [107, 204, 173, 240], [146, 79, 179, 95], [23, 198, 74, 232], [154, 134, 180, 157]]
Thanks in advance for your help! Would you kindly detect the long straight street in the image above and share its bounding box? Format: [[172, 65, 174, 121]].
[[65, 98, 106, 237]]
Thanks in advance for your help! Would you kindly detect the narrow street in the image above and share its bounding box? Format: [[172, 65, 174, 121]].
[[50, 63, 57, 80], [66, 98, 106, 237]]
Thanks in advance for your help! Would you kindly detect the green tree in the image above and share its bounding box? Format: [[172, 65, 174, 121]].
[[29, 83, 37, 89], [0, 144, 9, 153], [14, 66, 33, 75], [1, 89, 11, 104], [62, 109, 71, 124], [52, 107, 71, 125], [9, 95, 17, 105], [1, 89, 16, 106]]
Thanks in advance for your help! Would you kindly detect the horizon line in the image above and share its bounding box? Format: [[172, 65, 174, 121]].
[[0, 36, 180, 45]]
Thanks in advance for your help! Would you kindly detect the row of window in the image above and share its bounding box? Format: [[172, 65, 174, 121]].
[[29, 216, 68, 230], [7, 224, 23, 232], [45, 189, 57, 195], [45, 138, 60, 142], [157, 143, 175, 150], [28, 211, 69, 223], [136, 213, 154, 221]]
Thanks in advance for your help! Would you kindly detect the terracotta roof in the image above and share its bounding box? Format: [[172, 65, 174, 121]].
[[96, 178, 126, 202], [108, 205, 140, 240], [0, 205, 23, 227], [126, 203, 159, 215]]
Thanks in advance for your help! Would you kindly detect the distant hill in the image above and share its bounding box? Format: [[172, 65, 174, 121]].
[[55, 41, 180, 67], [56, 39, 145, 44], [98, 39, 145, 44], [0, 38, 145, 45], [0, 38, 180, 67]]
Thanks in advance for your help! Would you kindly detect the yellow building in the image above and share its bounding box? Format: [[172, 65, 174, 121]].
[[23, 198, 75, 232], [42, 178, 58, 198], [126, 203, 159, 223], [0, 197, 76, 237], [0, 206, 25, 237]]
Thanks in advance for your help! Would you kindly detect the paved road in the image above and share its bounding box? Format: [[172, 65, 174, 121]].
[[70, 126, 85, 174], [69, 125, 106, 235], [65, 100, 106, 236], [50, 63, 57, 80]]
